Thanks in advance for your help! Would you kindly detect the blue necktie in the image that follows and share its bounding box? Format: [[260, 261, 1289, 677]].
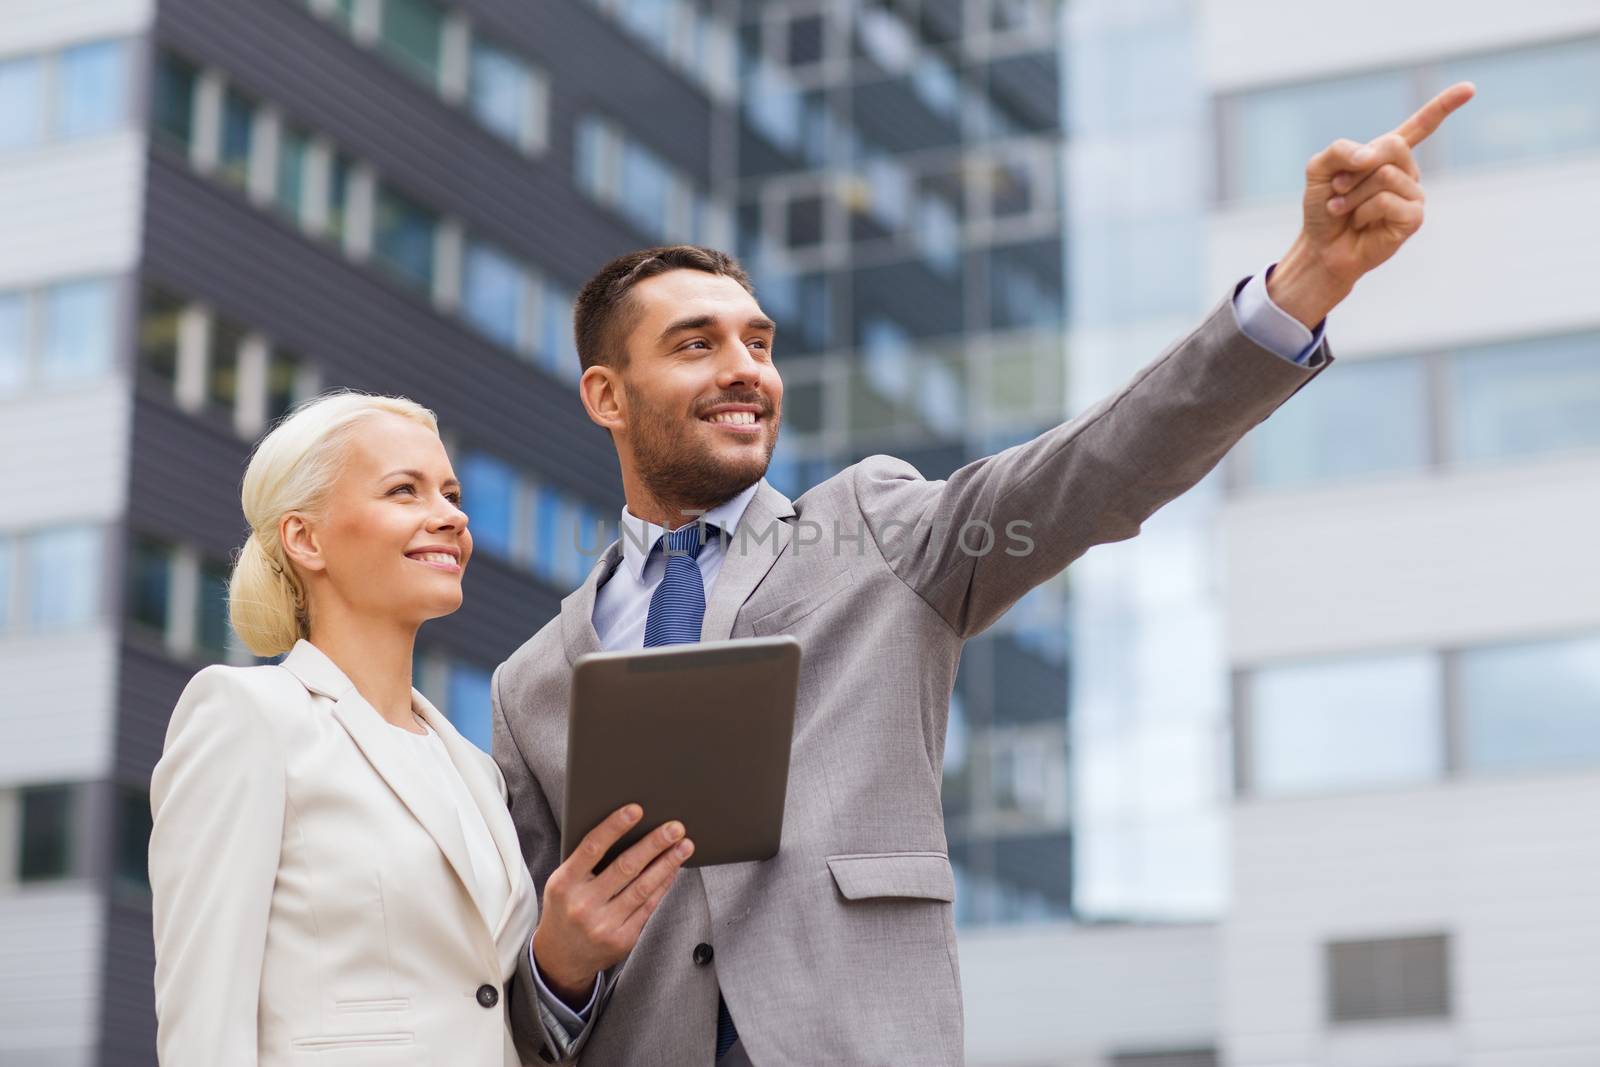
[[640, 525, 739, 1060]]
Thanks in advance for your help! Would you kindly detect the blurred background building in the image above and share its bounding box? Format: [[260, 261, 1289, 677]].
[[0, 1, 1596, 1065]]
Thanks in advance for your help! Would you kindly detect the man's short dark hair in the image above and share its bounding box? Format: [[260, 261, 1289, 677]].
[[573, 245, 754, 373]]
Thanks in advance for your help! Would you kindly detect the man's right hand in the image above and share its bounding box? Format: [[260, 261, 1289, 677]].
[[531, 804, 694, 1006]]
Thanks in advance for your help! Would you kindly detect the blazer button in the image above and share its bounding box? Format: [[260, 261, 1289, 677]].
[[476, 984, 500, 1009], [692, 943, 714, 966]]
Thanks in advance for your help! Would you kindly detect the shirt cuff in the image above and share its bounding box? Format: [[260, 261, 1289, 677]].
[[530, 939, 601, 1033], [1233, 263, 1326, 365]]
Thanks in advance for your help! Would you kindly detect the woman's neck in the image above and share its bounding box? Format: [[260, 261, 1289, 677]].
[[306, 615, 419, 731]]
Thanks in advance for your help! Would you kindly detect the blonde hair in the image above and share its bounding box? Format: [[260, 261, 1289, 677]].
[[229, 390, 439, 657]]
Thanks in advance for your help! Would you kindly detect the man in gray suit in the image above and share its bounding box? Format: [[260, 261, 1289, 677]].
[[493, 86, 1475, 1066]]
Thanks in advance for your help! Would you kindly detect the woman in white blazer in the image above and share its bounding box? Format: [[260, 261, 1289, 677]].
[[149, 392, 693, 1066]]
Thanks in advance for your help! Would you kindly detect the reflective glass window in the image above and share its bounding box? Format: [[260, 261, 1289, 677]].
[[459, 452, 517, 558], [1249, 355, 1429, 487], [209, 317, 246, 414], [138, 289, 183, 386], [1249, 653, 1443, 795], [539, 283, 579, 382], [462, 240, 525, 350], [447, 662, 494, 751], [0, 534, 14, 631], [373, 184, 438, 291], [127, 536, 173, 634], [469, 39, 538, 148], [380, 0, 445, 87], [1226, 71, 1412, 201], [153, 52, 197, 149], [115, 786, 152, 892], [19, 785, 76, 882], [217, 87, 256, 189], [197, 558, 232, 661], [1440, 38, 1600, 169], [30, 526, 102, 629], [1450, 332, 1600, 463], [58, 40, 127, 138], [266, 351, 303, 424], [0, 55, 43, 150], [275, 124, 312, 224], [41, 279, 115, 383], [1461, 634, 1600, 773]]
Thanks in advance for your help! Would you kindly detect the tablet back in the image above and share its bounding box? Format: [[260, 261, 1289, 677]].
[[562, 636, 801, 870]]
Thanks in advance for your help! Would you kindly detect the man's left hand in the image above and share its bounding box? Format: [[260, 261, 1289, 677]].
[[1268, 81, 1477, 329]]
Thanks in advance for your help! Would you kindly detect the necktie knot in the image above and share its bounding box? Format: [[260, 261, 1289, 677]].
[[658, 524, 712, 562]]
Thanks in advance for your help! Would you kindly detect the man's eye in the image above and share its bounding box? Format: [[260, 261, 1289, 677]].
[[446, 492, 463, 505]]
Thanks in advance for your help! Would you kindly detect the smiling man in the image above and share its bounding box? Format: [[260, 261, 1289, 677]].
[[491, 85, 1475, 1067]]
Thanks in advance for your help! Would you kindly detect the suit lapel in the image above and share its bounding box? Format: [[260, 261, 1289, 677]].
[[562, 540, 622, 664], [702, 480, 795, 642], [279, 642, 490, 958]]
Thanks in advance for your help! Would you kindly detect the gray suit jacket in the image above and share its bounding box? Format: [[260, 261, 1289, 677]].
[[492, 292, 1328, 1066]]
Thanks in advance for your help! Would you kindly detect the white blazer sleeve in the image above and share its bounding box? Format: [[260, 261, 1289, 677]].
[[149, 667, 288, 1067]]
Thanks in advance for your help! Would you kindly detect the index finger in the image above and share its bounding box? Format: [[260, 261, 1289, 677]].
[[1394, 82, 1475, 147], [567, 803, 643, 877]]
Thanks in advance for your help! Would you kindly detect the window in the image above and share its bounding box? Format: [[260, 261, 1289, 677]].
[[372, 184, 437, 291], [446, 663, 493, 751], [265, 350, 304, 424], [538, 282, 580, 382], [379, 0, 445, 87], [1461, 634, 1600, 774], [197, 559, 232, 661], [461, 239, 526, 350], [0, 55, 43, 150], [114, 786, 153, 892], [208, 317, 246, 414], [1440, 37, 1600, 170], [40, 278, 116, 383], [326, 150, 355, 246], [217, 87, 257, 189], [1247, 355, 1429, 487], [30, 526, 101, 629], [57, 40, 127, 138], [127, 537, 173, 635], [1247, 653, 1443, 796], [1110, 1052, 1218, 1067], [1450, 332, 1600, 463], [0, 289, 25, 391], [459, 452, 517, 558], [1328, 934, 1451, 1022], [469, 38, 544, 150], [153, 52, 198, 149], [138, 288, 184, 385], [275, 123, 313, 224], [1223, 71, 1413, 201], [19, 785, 77, 882]]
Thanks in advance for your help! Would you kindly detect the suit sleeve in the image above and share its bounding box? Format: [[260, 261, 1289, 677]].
[[492, 663, 614, 1065], [853, 285, 1329, 639], [149, 667, 287, 1067]]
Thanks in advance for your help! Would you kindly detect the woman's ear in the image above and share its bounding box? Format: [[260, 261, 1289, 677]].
[[280, 512, 327, 575], [580, 365, 626, 434]]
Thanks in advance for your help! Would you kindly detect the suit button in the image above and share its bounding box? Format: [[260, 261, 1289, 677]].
[[692, 943, 714, 966], [476, 984, 499, 1008]]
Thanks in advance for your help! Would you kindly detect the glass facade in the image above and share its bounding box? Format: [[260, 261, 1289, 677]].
[[1461, 634, 1600, 774], [58, 40, 127, 139], [29, 526, 102, 629]]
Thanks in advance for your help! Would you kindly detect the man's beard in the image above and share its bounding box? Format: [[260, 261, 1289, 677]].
[[625, 382, 779, 512]]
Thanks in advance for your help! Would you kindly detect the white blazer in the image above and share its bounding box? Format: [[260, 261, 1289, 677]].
[[149, 640, 540, 1066]]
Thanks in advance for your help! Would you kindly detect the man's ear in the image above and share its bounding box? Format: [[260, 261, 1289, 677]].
[[280, 512, 327, 576], [580, 365, 626, 434]]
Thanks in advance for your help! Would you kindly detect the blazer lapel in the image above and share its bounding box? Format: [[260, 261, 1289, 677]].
[[702, 479, 795, 642], [411, 692, 536, 945], [280, 642, 487, 954], [562, 539, 621, 665]]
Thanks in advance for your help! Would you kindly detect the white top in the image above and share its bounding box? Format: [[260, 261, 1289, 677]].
[[591, 480, 762, 650], [393, 720, 510, 928]]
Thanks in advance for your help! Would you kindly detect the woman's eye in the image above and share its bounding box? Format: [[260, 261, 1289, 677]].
[[388, 484, 416, 496]]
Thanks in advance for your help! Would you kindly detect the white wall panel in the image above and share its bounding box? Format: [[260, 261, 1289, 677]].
[[961, 922, 1219, 1065], [0, 135, 147, 290], [1201, 0, 1600, 92], [0, 630, 118, 785], [1209, 158, 1600, 362], [1222, 452, 1600, 663], [0, 887, 102, 1067], [0, 0, 154, 55], [1223, 774, 1600, 1066], [0, 384, 130, 530]]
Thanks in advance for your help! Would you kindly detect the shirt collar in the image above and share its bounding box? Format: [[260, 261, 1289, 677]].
[[618, 480, 763, 584]]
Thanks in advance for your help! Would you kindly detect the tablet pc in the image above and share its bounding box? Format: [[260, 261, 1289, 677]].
[[561, 636, 801, 870]]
